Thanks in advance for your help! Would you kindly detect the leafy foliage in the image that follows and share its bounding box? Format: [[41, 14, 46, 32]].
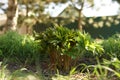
[[37, 25, 103, 57], [36, 25, 103, 71]]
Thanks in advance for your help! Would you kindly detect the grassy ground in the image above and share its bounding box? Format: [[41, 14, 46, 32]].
[[0, 58, 119, 80], [0, 31, 120, 80]]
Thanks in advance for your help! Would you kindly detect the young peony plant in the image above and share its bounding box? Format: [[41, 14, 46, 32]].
[[36, 25, 104, 72]]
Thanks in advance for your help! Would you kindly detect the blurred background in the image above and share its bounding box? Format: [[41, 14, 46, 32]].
[[1, 0, 120, 38]]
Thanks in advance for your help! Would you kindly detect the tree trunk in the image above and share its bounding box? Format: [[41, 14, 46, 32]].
[[4, 0, 18, 32], [78, 9, 82, 31], [25, 3, 29, 34], [78, 1, 84, 31]]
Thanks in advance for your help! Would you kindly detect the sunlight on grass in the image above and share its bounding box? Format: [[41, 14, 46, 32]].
[[105, 21, 111, 27], [93, 23, 98, 28], [88, 18, 94, 24], [98, 21, 104, 27], [114, 20, 119, 25], [12, 74, 40, 80], [0, 64, 41, 80]]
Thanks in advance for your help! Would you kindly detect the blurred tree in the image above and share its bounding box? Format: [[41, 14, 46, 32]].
[[18, 0, 46, 33], [113, 0, 120, 3], [4, 0, 18, 32], [70, 0, 94, 31], [3, 0, 94, 32], [17, 0, 68, 34], [0, 2, 4, 11], [45, 0, 94, 31]]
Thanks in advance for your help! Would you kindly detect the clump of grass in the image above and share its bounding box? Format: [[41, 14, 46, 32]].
[[79, 57, 120, 80], [0, 31, 40, 65], [102, 33, 120, 59]]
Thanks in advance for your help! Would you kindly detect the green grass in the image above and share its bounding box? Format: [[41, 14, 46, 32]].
[[0, 30, 120, 80], [0, 63, 41, 80]]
